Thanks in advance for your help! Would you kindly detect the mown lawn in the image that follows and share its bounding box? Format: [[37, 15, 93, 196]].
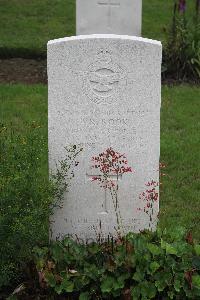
[[0, 84, 47, 132], [0, 0, 197, 56], [160, 85, 200, 239], [0, 0, 75, 57], [1, 84, 200, 239]]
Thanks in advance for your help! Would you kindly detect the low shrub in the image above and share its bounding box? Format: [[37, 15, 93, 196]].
[[32, 227, 200, 299], [163, 0, 200, 82], [0, 123, 52, 288], [0, 124, 83, 290]]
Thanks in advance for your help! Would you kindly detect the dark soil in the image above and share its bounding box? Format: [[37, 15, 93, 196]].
[[0, 58, 47, 85]]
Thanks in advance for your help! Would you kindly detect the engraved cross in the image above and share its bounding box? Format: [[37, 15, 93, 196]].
[[87, 173, 122, 214], [97, 0, 120, 28]]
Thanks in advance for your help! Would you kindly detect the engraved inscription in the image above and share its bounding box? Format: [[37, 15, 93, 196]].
[[62, 108, 138, 149], [64, 217, 139, 226], [63, 217, 141, 242], [82, 49, 127, 104], [86, 173, 122, 214], [98, 0, 120, 28]]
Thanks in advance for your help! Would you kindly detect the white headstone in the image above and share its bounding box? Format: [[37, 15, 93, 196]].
[[76, 0, 142, 36], [48, 35, 162, 242]]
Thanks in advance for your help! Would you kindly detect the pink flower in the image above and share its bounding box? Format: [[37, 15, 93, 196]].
[[91, 148, 132, 189], [138, 180, 159, 215]]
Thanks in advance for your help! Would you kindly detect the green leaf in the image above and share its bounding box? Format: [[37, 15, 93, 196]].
[[148, 243, 162, 256], [74, 275, 90, 289], [45, 272, 56, 288], [51, 243, 64, 262], [150, 261, 160, 273], [148, 285, 157, 299], [61, 278, 74, 292], [192, 275, 200, 289], [174, 279, 181, 292], [87, 243, 100, 254], [194, 245, 200, 256], [117, 273, 129, 286], [193, 256, 200, 270], [79, 292, 90, 300], [101, 276, 115, 293], [36, 258, 45, 270], [169, 226, 186, 241], [101, 274, 127, 294], [155, 279, 167, 292], [113, 279, 124, 291], [165, 256, 176, 270], [165, 243, 178, 255], [131, 286, 141, 299], [175, 241, 190, 256], [160, 271, 173, 285], [84, 264, 101, 280], [134, 236, 148, 253], [133, 271, 144, 282], [161, 239, 166, 250], [54, 285, 63, 294], [167, 290, 175, 299], [144, 253, 151, 262], [140, 281, 157, 299]]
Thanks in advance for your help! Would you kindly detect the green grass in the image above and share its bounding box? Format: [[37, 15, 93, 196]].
[[0, 0, 75, 57], [0, 84, 47, 132], [0, 0, 197, 57], [0, 85, 52, 287], [160, 85, 200, 239], [1, 84, 200, 239], [0, 84, 48, 178]]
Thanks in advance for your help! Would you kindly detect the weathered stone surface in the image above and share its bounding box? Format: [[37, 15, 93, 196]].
[[76, 0, 142, 36], [48, 35, 162, 242]]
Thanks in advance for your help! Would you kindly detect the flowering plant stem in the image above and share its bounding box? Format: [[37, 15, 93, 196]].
[[91, 148, 132, 237]]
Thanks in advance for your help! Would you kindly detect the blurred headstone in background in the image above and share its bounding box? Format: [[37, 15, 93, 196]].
[[76, 0, 142, 36]]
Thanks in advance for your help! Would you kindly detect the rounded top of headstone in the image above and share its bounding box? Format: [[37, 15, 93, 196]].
[[47, 34, 162, 47]]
